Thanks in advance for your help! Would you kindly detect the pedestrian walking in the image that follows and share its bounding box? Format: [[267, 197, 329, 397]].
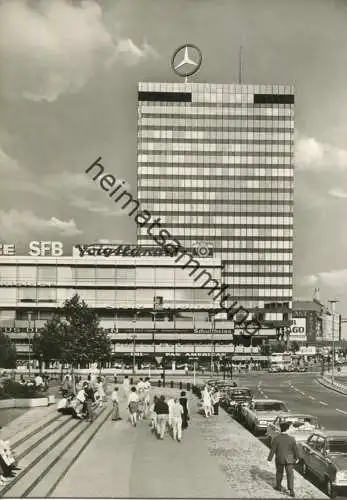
[[111, 386, 121, 421], [149, 395, 158, 432], [143, 377, 151, 415], [179, 391, 190, 430], [61, 375, 72, 397], [84, 382, 95, 423], [267, 421, 300, 497], [123, 375, 130, 401], [167, 397, 175, 431], [154, 395, 169, 439], [128, 386, 139, 427], [211, 389, 221, 416], [202, 386, 212, 418], [171, 398, 184, 442]]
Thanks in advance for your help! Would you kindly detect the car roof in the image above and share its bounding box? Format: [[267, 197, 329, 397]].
[[276, 414, 316, 419], [312, 430, 347, 438], [253, 399, 285, 404]]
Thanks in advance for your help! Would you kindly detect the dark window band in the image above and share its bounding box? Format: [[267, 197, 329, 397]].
[[254, 94, 295, 104], [138, 91, 192, 102]]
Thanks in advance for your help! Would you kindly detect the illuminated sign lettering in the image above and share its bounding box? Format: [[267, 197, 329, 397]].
[[29, 241, 64, 257], [73, 244, 177, 258], [0, 244, 15, 256]]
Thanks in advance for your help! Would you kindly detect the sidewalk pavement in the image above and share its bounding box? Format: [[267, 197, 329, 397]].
[[51, 387, 326, 498]]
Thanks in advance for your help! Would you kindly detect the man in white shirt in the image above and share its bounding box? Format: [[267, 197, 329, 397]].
[[167, 397, 175, 429], [111, 386, 121, 421], [123, 375, 130, 401], [34, 374, 44, 390], [143, 377, 151, 414], [136, 378, 146, 398], [171, 398, 184, 442]]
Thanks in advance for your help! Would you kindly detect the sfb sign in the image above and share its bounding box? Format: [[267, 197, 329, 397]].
[[29, 241, 64, 257]]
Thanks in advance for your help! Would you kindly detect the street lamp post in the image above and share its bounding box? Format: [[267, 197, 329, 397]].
[[132, 334, 136, 374], [328, 300, 339, 384], [210, 315, 215, 374], [28, 311, 32, 378]]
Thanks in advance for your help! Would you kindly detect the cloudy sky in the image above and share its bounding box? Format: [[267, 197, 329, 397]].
[[0, 0, 346, 317]]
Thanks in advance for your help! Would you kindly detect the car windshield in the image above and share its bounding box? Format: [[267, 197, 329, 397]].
[[279, 416, 317, 427], [255, 402, 287, 412], [327, 439, 347, 454], [230, 390, 252, 397]]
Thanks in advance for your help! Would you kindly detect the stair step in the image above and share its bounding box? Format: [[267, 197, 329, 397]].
[[1, 406, 108, 497], [15, 415, 74, 460], [1, 418, 80, 498], [30, 407, 113, 497], [2, 407, 58, 444]]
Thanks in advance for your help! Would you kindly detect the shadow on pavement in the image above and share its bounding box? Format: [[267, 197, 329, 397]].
[[250, 465, 276, 489]]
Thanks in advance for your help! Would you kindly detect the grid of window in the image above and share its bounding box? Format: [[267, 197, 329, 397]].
[[137, 82, 294, 307]]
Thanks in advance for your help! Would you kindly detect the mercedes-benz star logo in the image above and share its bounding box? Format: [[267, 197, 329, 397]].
[[171, 44, 202, 78]]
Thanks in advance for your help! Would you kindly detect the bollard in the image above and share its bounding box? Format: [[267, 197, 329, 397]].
[[158, 380, 161, 387], [130, 377, 134, 385], [114, 376, 117, 384], [170, 380, 174, 388]]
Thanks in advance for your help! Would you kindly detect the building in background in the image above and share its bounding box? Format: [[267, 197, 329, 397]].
[[292, 297, 342, 344], [137, 82, 294, 328], [0, 243, 275, 366]]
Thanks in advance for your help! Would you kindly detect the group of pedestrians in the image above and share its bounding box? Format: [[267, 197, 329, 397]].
[[57, 375, 107, 422], [112, 376, 191, 442], [149, 391, 189, 441], [201, 385, 221, 418]]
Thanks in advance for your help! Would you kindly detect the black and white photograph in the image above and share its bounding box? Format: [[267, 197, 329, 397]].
[[0, 0, 347, 498]]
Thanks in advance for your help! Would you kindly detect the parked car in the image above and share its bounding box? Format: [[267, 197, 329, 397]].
[[266, 414, 321, 446], [241, 399, 289, 435], [268, 366, 281, 373], [221, 387, 253, 416], [300, 430, 347, 498]]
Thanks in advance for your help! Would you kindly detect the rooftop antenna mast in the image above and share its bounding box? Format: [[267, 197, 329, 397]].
[[238, 46, 243, 84]]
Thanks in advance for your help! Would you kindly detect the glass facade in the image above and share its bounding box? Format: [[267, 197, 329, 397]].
[[137, 82, 294, 312], [0, 257, 221, 311]]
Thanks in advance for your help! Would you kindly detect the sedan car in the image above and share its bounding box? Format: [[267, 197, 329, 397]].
[[266, 414, 320, 446], [300, 430, 347, 498], [241, 399, 289, 435], [221, 387, 253, 416]]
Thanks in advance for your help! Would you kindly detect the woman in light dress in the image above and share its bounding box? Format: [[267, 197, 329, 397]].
[[202, 386, 212, 418]]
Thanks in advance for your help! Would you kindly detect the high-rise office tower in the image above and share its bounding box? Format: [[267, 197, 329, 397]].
[[137, 82, 294, 320]]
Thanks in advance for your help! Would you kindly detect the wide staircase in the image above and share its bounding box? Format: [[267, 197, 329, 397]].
[[1, 403, 112, 497]]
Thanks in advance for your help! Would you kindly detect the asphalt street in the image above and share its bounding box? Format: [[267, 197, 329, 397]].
[[238, 372, 347, 432]]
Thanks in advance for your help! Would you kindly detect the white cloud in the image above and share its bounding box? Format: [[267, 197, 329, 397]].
[[296, 136, 347, 171], [0, 210, 82, 238], [0, 1, 158, 102], [298, 274, 319, 287], [70, 197, 124, 216], [0, 147, 23, 174], [301, 269, 347, 290], [112, 38, 159, 66], [329, 187, 347, 198]]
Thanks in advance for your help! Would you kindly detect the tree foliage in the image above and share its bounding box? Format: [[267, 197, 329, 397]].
[[32, 315, 63, 366], [0, 333, 17, 368], [34, 294, 112, 368]]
